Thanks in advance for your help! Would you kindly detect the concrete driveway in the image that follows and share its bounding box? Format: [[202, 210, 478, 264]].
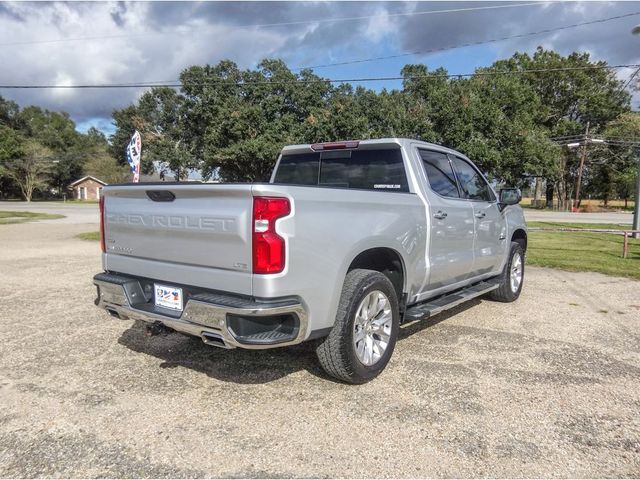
[[0, 221, 638, 477]]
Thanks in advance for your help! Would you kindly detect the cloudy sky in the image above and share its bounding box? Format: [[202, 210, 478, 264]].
[[1, 1, 639, 136]]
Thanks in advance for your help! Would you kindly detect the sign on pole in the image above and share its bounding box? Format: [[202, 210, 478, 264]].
[[126, 130, 142, 183]]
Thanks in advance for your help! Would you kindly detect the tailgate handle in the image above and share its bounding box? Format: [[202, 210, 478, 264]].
[[146, 190, 176, 202]]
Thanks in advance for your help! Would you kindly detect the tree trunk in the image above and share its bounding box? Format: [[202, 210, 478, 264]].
[[534, 177, 543, 208], [545, 181, 554, 209], [556, 180, 568, 211]]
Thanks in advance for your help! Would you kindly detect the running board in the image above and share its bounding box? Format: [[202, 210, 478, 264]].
[[403, 280, 499, 322]]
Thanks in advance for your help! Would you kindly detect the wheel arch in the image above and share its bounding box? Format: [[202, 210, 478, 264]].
[[512, 228, 527, 252], [347, 247, 406, 303]]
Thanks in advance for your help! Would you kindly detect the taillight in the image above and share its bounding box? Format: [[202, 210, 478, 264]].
[[99, 196, 106, 253], [252, 197, 290, 274]]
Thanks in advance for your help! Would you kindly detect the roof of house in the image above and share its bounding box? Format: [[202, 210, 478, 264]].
[[68, 175, 108, 187]]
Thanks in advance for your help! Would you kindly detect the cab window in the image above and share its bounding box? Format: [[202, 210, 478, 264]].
[[450, 156, 495, 202], [419, 149, 460, 198]]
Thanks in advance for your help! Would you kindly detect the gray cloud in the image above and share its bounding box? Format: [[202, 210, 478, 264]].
[[0, 2, 24, 22], [398, 2, 640, 72], [0, 1, 638, 130]]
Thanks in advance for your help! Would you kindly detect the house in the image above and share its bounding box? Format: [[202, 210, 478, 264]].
[[68, 176, 107, 201]]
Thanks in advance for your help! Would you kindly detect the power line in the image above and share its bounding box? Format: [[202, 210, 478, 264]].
[[550, 136, 640, 146], [622, 65, 640, 90], [0, 2, 549, 47], [1, 64, 637, 90], [293, 11, 640, 71]]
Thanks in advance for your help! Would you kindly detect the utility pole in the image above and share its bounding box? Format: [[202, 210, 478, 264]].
[[574, 121, 589, 211], [633, 147, 640, 239]]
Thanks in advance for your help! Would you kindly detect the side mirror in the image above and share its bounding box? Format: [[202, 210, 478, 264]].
[[499, 188, 521, 210]]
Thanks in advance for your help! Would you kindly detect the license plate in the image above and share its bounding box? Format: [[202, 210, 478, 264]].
[[154, 284, 183, 311]]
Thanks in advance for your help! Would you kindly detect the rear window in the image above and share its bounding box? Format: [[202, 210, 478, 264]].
[[273, 148, 409, 193]]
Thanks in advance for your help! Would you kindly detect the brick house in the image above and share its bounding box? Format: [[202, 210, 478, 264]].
[[68, 176, 107, 201]]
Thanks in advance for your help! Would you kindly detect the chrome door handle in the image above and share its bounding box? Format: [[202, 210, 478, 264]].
[[434, 211, 448, 220], [474, 212, 486, 219]]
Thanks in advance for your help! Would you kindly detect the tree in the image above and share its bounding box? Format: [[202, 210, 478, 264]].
[[587, 112, 640, 208], [402, 64, 559, 187], [4, 140, 53, 201], [84, 151, 131, 184], [490, 48, 631, 209], [111, 88, 198, 180]]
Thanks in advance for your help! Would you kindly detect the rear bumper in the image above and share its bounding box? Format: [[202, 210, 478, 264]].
[[93, 272, 308, 349]]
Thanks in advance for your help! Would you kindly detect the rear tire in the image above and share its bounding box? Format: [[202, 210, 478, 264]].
[[488, 241, 524, 303], [316, 269, 399, 384]]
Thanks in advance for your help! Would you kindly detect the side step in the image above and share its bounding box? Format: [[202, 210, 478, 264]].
[[403, 280, 499, 322]]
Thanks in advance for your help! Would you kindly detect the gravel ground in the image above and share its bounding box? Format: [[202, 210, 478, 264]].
[[0, 221, 639, 478]]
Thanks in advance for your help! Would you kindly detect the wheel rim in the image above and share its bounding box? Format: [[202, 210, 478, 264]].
[[353, 290, 393, 366], [510, 252, 523, 293]]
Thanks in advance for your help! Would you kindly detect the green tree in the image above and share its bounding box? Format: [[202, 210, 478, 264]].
[[490, 48, 630, 208], [111, 88, 198, 180], [84, 151, 131, 184], [402, 64, 559, 186], [179, 59, 333, 181], [587, 112, 640, 208]]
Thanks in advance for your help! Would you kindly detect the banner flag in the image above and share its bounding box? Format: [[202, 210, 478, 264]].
[[126, 130, 142, 183]]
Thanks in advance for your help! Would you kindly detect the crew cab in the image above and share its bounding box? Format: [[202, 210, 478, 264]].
[[93, 138, 526, 383]]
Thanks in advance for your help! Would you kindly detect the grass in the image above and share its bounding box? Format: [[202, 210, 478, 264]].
[[52, 199, 100, 204], [0, 211, 65, 224], [76, 231, 100, 241], [527, 221, 632, 231], [526, 222, 640, 280]]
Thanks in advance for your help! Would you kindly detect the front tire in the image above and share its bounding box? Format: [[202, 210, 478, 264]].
[[488, 241, 525, 303], [316, 269, 400, 384]]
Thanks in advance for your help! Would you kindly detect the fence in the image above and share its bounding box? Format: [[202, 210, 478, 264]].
[[528, 227, 640, 258]]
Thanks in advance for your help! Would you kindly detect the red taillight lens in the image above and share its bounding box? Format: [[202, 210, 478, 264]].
[[252, 196, 290, 274], [99, 196, 106, 253]]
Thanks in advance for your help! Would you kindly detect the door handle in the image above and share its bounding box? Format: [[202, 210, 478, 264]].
[[474, 212, 486, 219], [434, 211, 448, 220]]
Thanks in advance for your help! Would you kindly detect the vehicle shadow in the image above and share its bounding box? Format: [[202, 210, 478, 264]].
[[399, 299, 482, 340], [117, 298, 483, 385], [117, 320, 330, 384]]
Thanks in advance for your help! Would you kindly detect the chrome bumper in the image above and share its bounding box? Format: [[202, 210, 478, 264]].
[[93, 273, 308, 349]]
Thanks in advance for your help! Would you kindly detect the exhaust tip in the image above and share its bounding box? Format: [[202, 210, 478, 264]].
[[201, 332, 229, 348], [106, 308, 121, 319]]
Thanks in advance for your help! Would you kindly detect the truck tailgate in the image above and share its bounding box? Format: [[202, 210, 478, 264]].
[[102, 184, 253, 295]]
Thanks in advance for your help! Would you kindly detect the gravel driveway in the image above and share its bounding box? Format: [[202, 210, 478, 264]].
[[0, 222, 639, 478]]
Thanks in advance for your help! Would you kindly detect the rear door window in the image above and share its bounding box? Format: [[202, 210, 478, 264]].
[[273, 148, 409, 193], [419, 149, 460, 198]]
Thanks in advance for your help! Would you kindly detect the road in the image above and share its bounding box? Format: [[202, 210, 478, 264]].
[[523, 209, 633, 224], [1, 200, 634, 226], [0, 201, 99, 225], [0, 221, 638, 477]]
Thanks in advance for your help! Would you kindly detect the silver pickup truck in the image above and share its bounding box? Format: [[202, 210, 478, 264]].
[[94, 138, 526, 383]]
